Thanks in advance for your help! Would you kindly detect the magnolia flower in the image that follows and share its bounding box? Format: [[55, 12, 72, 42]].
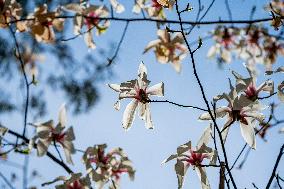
[[207, 27, 240, 63], [42, 173, 91, 189], [83, 144, 135, 189], [262, 37, 284, 70], [199, 81, 266, 149], [65, 3, 110, 49], [232, 64, 274, 101], [236, 26, 265, 64], [162, 126, 217, 189], [108, 62, 164, 130], [144, 29, 187, 73], [32, 104, 75, 164], [28, 4, 64, 43]]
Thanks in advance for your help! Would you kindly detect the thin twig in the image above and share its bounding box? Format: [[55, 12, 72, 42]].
[[107, 21, 129, 67], [175, 1, 237, 188], [266, 144, 284, 189], [148, 100, 207, 111], [0, 171, 15, 189]]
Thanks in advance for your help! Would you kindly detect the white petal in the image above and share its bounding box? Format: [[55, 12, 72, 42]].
[[240, 119, 256, 149], [207, 46, 217, 58], [221, 118, 234, 143], [144, 103, 153, 129], [58, 104, 67, 127], [221, 49, 231, 63], [122, 99, 138, 130], [197, 125, 212, 149], [108, 83, 121, 92], [143, 39, 161, 53], [109, 0, 125, 13], [195, 167, 210, 189], [147, 82, 164, 97]]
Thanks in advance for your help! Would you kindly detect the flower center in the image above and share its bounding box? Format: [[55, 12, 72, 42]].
[[152, 0, 163, 9], [244, 83, 258, 101], [186, 151, 207, 166], [136, 89, 149, 104], [231, 109, 248, 125], [85, 11, 99, 28], [67, 180, 83, 189]]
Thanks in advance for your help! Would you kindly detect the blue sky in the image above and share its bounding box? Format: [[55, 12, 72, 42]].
[[1, 0, 284, 189]]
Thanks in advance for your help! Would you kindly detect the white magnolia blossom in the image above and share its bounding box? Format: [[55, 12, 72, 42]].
[[162, 126, 217, 189], [31, 104, 76, 164], [199, 81, 266, 149], [108, 62, 164, 130], [232, 64, 274, 101]]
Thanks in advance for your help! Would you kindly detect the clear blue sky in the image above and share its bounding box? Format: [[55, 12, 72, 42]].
[[1, 0, 284, 189]]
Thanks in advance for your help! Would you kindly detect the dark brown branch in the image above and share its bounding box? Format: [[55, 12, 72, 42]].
[[7, 15, 284, 26], [8, 26, 30, 142], [175, 1, 238, 188], [266, 144, 284, 189], [6, 129, 73, 174], [107, 21, 129, 67], [147, 100, 207, 111]]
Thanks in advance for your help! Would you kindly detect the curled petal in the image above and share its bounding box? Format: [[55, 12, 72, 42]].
[[195, 167, 210, 189]]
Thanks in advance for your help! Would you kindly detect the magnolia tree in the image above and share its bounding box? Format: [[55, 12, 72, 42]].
[[0, 0, 284, 189]]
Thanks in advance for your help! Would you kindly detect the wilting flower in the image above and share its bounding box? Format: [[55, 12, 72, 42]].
[[232, 64, 274, 101], [199, 81, 266, 149], [65, 3, 110, 49], [83, 144, 135, 189], [207, 26, 240, 63], [28, 4, 64, 43], [42, 173, 91, 189], [162, 126, 217, 189], [144, 29, 187, 73], [32, 104, 75, 164], [264, 0, 284, 29], [108, 62, 164, 130]]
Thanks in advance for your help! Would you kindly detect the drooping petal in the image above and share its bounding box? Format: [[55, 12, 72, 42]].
[[37, 139, 51, 156], [195, 167, 210, 189], [84, 31, 96, 49], [221, 118, 234, 143], [122, 99, 138, 130], [240, 119, 256, 149], [161, 154, 178, 164], [144, 103, 153, 129], [147, 82, 164, 97], [175, 160, 189, 189]]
